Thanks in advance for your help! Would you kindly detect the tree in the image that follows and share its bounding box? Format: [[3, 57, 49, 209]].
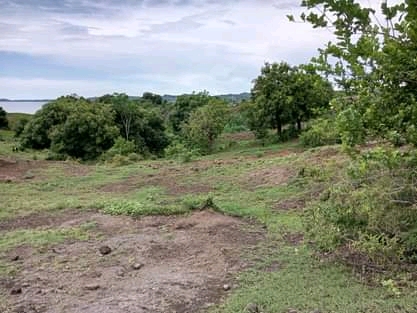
[[0, 107, 8, 129], [142, 92, 164, 106], [292, 0, 417, 146], [108, 93, 137, 141], [96, 93, 169, 156], [250, 62, 332, 139], [290, 65, 334, 131], [182, 98, 230, 154], [251, 62, 294, 138], [169, 91, 211, 132], [20, 96, 77, 149], [50, 102, 119, 160], [13, 118, 29, 137]]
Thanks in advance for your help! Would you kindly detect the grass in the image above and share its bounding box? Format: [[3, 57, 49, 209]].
[[0, 221, 96, 253], [1, 132, 416, 312]]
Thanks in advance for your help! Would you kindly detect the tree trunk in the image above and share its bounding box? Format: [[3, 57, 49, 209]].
[[297, 119, 302, 131], [277, 120, 282, 137]]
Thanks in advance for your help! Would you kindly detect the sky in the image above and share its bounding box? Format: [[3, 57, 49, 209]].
[[0, 0, 334, 99]]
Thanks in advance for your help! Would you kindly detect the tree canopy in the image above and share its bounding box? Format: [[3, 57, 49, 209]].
[[292, 0, 417, 146], [249, 62, 333, 139]]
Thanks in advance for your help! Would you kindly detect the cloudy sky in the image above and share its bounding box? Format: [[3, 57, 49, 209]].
[[0, 0, 333, 99]]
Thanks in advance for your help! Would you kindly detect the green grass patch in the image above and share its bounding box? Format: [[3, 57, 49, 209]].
[[213, 245, 417, 313], [0, 221, 96, 252]]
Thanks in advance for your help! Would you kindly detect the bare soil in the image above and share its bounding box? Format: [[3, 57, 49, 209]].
[[0, 159, 36, 182], [0, 210, 265, 313]]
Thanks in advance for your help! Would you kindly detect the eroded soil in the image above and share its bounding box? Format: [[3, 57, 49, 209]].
[[0, 210, 264, 313]]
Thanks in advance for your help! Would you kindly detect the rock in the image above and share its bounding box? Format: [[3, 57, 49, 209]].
[[132, 263, 144, 270], [84, 284, 100, 291], [287, 309, 298, 313], [223, 284, 231, 291], [11, 255, 20, 261], [245, 303, 259, 313], [99, 245, 112, 255], [116, 268, 125, 277], [10, 287, 22, 295], [310, 310, 321, 313]]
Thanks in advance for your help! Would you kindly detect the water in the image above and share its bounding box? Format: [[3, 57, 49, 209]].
[[0, 101, 47, 114]]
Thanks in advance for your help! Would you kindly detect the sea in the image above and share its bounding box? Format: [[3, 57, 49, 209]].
[[0, 101, 47, 114]]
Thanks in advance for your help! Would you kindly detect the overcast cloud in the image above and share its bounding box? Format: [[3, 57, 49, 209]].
[[0, 0, 334, 99]]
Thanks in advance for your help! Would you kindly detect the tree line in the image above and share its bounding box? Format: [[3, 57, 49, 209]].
[[1, 62, 333, 161]]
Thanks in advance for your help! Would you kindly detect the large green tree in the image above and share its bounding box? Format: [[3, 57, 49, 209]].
[[50, 102, 119, 160], [250, 62, 332, 138], [20, 96, 77, 149]]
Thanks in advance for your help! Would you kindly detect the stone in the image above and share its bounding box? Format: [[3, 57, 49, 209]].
[[99, 245, 112, 255], [223, 284, 231, 291], [132, 263, 144, 270], [10, 287, 22, 295], [11, 255, 20, 261], [84, 284, 100, 291]]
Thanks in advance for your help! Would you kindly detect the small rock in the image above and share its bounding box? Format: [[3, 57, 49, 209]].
[[10, 287, 22, 295], [11, 255, 20, 261], [223, 284, 231, 291], [84, 284, 100, 291], [116, 269, 125, 277], [132, 263, 144, 270], [21, 282, 30, 288], [245, 303, 259, 313], [99, 245, 112, 255], [287, 309, 298, 313], [310, 310, 321, 313]]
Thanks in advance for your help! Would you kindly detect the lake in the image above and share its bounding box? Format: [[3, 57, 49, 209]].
[[0, 102, 47, 114]]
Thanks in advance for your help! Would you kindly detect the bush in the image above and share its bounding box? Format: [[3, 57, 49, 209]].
[[164, 141, 199, 163], [300, 117, 341, 147], [105, 137, 136, 157], [305, 147, 417, 264]]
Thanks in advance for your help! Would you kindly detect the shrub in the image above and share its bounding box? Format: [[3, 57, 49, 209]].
[[164, 141, 199, 163], [305, 147, 417, 264], [105, 137, 136, 157], [300, 117, 341, 147]]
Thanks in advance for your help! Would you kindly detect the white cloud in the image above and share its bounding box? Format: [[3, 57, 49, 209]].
[[0, 0, 336, 98]]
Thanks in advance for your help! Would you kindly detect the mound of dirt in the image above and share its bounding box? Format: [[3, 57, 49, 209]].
[[0, 210, 265, 313]]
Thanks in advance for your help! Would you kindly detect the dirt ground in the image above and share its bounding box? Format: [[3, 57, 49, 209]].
[[0, 210, 265, 313]]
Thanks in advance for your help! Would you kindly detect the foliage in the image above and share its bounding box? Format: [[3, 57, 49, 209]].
[[0, 107, 9, 129], [49, 102, 119, 160], [169, 91, 211, 132], [300, 115, 341, 147], [164, 141, 198, 163], [250, 62, 333, 140], [13, 117, 29, 138], [224, 104, 249, 133], [182, 98, 230, 154], [106, 137, 137, 156], [99, 93, 169, 156], [20, 97, 77, 149], [293, 0, 417, 147], [305, 147, 417, 264]]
